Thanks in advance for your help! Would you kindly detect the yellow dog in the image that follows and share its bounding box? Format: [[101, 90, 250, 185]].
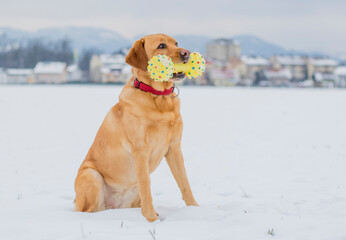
[[74, 34, 198, 222]]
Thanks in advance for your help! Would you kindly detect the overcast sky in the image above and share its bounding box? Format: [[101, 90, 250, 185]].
[[1, 0, 346, 54]]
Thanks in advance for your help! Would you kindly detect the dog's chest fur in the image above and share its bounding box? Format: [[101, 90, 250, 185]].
[[145, 121, 172, 173]]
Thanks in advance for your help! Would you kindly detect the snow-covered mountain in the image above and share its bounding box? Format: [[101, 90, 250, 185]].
[[0, 27, 29, 39], [174, 34, 308, 57], [0, 26, 319, 57], [173, 34, 211, 54], [131, 33, 211, 54], [127, 33, 315, 57], [233, 34, 290, 57], [0, 27, 131, 53]]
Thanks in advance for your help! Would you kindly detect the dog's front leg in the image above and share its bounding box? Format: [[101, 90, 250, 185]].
[[165, 142, 198, 206], [133, 150, 158, 222]]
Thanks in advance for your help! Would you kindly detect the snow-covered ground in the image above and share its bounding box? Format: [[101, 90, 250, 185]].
[[1, 85, 346, 240]]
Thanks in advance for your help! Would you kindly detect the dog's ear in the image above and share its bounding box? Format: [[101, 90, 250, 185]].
[[125, 39, 148, 71]]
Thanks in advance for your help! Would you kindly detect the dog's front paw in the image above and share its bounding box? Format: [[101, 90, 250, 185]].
[[146, 215, 159, 222], [142, 208, 159, 222], [184, 196, 199, 206], [187, 201, 199, 206], [144, 212, 159, 222]]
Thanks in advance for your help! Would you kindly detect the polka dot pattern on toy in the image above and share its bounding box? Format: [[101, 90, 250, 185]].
[[185, 52, 206, 79], [147, 55, 174, 82]]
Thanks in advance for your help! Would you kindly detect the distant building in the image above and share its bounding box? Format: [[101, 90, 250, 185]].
[[206, 39, 241, 62], [334, 66, 346, 88], [34, 61, 67, 84], [67, 64, 83, 82], [270, 56, 307, 81], [205, 58, 239, 86], [6, 68, 34, 84], [339, 55, 346, 66], [263, 68, 292, 87], [90, 53, 131, 83], [307, 58, 339, 80], [238, 56, 270, 85], [312, 72, 337, 88], [0, 68, 7, 84], [208, 67, 240, 86]]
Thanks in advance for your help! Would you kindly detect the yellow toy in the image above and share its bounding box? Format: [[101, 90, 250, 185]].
[[147, 52, 206, 82]]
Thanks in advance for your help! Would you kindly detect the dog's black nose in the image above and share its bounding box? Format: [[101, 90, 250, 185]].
[[180, 49, 190, 61]]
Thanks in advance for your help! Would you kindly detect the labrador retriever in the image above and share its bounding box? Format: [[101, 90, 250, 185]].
[[74, 34, 198, 222]]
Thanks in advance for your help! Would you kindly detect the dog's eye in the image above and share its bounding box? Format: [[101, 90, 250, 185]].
[[175, 42, 178, 46], [157, 43, 166, 49]]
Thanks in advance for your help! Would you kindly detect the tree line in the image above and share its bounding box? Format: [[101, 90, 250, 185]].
[[0, 38, 75, 69], [0, 36, 119, 74]]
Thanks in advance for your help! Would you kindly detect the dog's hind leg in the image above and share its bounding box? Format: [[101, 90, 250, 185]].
[[74, 168, 106, 212]]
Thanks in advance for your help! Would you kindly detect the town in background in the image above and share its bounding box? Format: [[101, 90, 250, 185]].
[[1, 30, 345, 88]]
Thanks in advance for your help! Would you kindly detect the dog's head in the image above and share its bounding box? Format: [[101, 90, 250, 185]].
[[125, 34, 190, 81]]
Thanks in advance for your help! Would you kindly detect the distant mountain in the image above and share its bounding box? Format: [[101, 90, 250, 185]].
[[0, 27, 325, 57], [234, 35, 329, 57], [0, 27, 131, 53], [0, 27, 29, 39], [175, 34, 322, 58], [173, 35, 211, 54], [133, 34, 292, 56], [233, 34, 289, 57], [135, 34, 302, 57], [131, 34, 211, 54], [36, 27, 131, 53]]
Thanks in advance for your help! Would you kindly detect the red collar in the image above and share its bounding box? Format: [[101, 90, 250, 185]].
[[132, 78, 175, 96]]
